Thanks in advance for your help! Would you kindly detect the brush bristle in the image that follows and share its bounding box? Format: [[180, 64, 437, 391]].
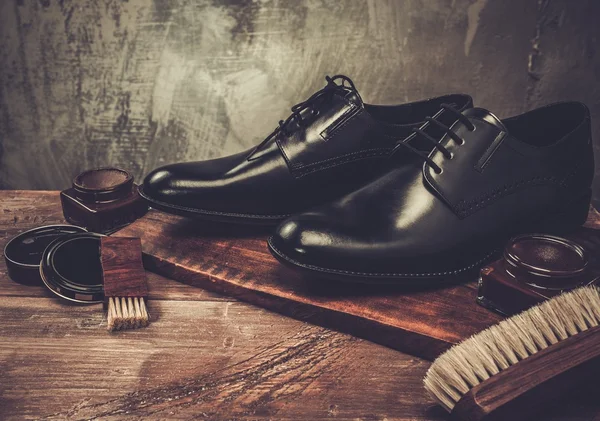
[[424, 286, 600, 412], [107, 296, 149, 331]]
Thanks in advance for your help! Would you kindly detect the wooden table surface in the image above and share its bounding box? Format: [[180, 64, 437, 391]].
[[1, 191, 599, 421]]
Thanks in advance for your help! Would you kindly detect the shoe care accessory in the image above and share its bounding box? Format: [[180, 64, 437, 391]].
[[40, 232, 105, 303], [478, 231, 600, 316], [3, 225, 87, 285], [424, 286, 600, 421], [4, 224, 150, 330], [61, 167, 148, 234], [101, 236, 149, 331]]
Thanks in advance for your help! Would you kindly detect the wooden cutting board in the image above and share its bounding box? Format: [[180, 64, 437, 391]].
[[114, 209, 600, 361]]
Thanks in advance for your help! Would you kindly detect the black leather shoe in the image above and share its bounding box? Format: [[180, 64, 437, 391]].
[[269, 102, 594, 283], [141, 75, 472, 224]]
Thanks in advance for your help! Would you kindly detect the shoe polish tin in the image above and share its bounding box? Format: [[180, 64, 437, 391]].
[[40, 232, 105, 303], [60, 167, 148, 234], [477, 232, 599, 316], [3, 225, 87, 285]]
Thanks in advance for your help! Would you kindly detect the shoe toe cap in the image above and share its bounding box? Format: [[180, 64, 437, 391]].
[[142, 164, 181, 201], [269, 212, 348, 268], [270, 211, 476, 279]]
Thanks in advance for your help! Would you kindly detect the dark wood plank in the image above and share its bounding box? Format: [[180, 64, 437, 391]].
[[1, 299, 597, 421], [2, 297, 597, 421], [116, 209, 600, 361], [114, 210, 503, 361], [0, 297, 438, 420]]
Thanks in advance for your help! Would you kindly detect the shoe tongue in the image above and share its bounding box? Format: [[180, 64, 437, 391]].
[[462, 107, 507, 131]]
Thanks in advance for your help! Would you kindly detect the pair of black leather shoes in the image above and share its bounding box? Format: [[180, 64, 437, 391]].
[[142, 75, 594, 283]]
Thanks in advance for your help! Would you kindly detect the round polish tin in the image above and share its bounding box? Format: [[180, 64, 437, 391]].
[[40, 232, 105, 303], [60, 167, 148, 234], [3, 225, 87, 285], [72, 167, 134, 203], [504, 234, 589, 290]]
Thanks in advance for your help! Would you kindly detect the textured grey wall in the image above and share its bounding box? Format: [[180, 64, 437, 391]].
[[1, 0, 599, 201]]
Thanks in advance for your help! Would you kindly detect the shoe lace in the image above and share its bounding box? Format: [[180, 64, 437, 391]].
[[247, 75, 357, 159], [394, 104, 475, 174]]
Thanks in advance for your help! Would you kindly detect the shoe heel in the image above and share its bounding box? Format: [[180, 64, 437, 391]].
[[535, 189, 592, 235]]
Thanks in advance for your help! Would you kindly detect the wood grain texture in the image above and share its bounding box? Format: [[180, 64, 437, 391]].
[[115, 210, 498, 361], [115, 209, 600, 362], [1, 191, 599, 420], [0, 190, 442, 420], [2, 1, 600, 206], [101, 237, 149, 298]]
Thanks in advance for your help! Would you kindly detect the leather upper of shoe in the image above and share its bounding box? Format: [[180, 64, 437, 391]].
[[270, 102, 594, 277], [142, 75, 472, 217]]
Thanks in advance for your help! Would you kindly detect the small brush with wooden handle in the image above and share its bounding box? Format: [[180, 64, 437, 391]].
[[101, 236, 149, 331]]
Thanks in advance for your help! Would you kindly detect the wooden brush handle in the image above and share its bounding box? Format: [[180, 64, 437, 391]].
[[101, 236, 148, 299], [451, 325, 600, 421]]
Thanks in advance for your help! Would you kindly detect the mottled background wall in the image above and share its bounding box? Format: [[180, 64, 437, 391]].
[[1, 0, 599, 202]]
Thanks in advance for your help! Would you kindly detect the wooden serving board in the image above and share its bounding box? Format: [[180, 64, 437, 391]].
[[115, 209, 600, 361]]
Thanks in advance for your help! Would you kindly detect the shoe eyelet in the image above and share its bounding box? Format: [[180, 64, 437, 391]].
[[435, 168, 443, 175], [469, 125, 476, 132], [447, 152, 454, 160]]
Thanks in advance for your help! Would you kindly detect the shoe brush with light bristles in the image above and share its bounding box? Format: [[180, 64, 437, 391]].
[[424, 285, 600, 421], [100, 236, 149, 331]]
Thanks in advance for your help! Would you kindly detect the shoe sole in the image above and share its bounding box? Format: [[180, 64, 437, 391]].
[[138, 185, 290, 226], [267, 190, 592, 284], [268, 237, 498, 284]]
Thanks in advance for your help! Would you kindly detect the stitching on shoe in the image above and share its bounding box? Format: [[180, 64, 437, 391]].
[[276, 135, 294, 171], [560, 160, 588, 188], [279, 99, 361, 171], [276, 106, 396, 176], [268, 237, 497, 277], [455, 166, 580, 217], [321, 107, 365, 141], [423, 164, 454, 213], [277, 109, 386, 174], [456, 176, 558, 215], [292, 148, 391, 178]]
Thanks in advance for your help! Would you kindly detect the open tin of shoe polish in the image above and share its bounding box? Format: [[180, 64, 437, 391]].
[[60, 167, 148, 234], [40, 232, 105, 303], [504, 234, 589, 289], [73, 167, 134, 203], [478, 232, 599, 315], [3, 225, 88, 285]]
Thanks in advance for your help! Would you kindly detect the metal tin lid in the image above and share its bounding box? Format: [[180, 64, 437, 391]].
[[3, 225, 87, 285], [40, 232, 105, 303], [504, 234, 589, 289], [505, 234, 588, 277], [72, 167, 134, 203]]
